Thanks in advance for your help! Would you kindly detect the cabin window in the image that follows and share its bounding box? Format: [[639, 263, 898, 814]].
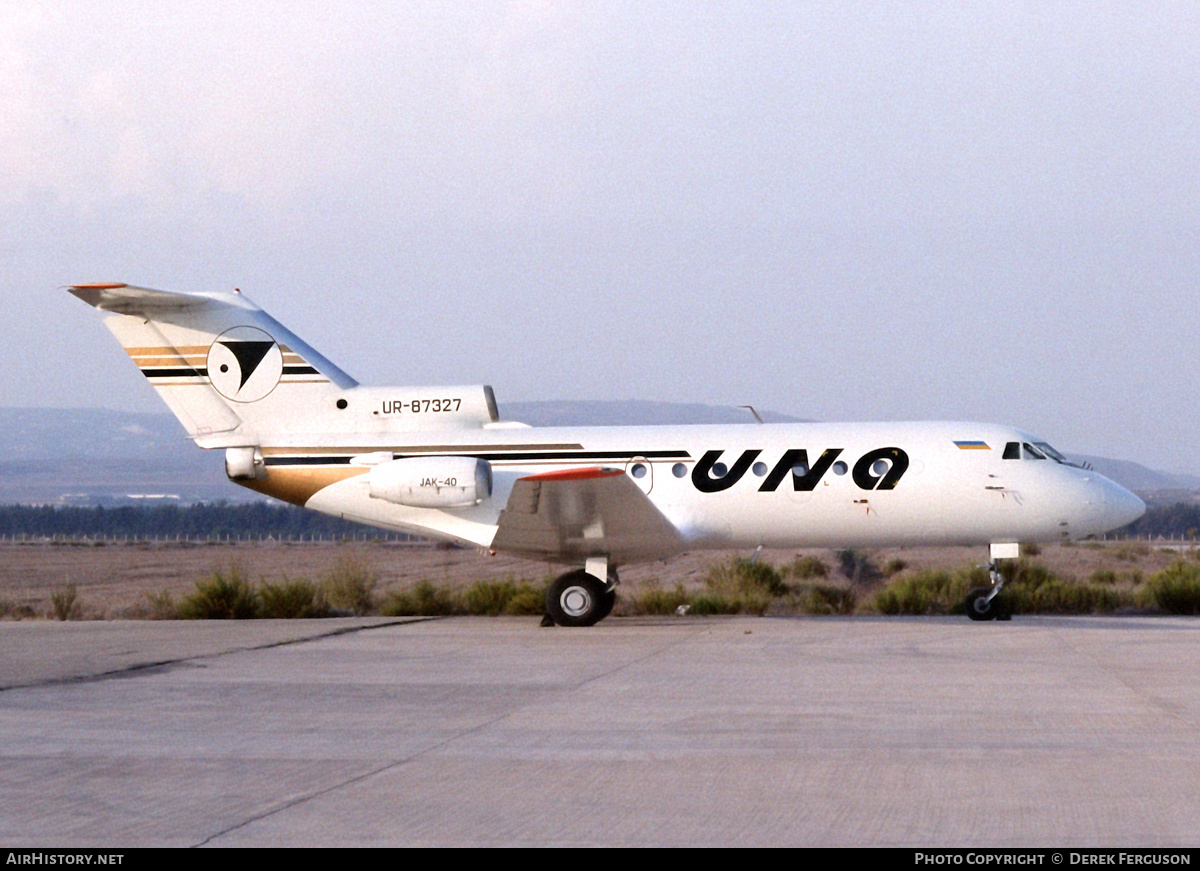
[[711, 462, 728, 478], [871, 459, 889, 477], [1003, 442, 1020, 460], [630, 463, 648, 479], [752, 461, 768, 477], [832, 461, 848, 476], [672, 463, 687, 478]]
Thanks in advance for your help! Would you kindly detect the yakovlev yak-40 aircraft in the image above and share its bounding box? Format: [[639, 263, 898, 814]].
[[70, 283, 1145, 625]]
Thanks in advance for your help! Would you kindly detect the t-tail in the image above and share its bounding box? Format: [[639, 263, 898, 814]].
[[68, 282, 499, 484]]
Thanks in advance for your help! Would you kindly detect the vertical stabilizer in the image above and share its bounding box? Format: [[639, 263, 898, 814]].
[[69, 283, 357, 441]]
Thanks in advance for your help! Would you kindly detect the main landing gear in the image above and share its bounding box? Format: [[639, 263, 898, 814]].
[[545, 558, 617, 627], [964, 561, 1011, 622]]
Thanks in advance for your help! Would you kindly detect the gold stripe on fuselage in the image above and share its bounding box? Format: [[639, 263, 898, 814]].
[[235, 467, 368, 506]]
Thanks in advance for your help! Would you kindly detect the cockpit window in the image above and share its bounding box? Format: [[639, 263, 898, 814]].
[[1009, 438, 1083, 467], [1034, 442, 1067, 463]]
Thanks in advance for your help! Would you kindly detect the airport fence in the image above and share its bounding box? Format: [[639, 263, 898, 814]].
[[0, 532, 1197, 548], [0, 503, 420, 542]]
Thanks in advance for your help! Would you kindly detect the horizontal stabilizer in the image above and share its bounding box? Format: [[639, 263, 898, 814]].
[[68, 283, 210, 313]]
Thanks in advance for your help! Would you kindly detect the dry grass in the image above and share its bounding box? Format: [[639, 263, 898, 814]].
[[50, 584, 81, 621], [2, 539, 1197, 620]]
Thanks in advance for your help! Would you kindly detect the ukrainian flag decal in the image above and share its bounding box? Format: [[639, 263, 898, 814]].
[[954, 440, 990, 450]]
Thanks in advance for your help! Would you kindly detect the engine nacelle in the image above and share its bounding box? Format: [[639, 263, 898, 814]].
[[225, 446, 264, 480], [367, 456, 492, 509]]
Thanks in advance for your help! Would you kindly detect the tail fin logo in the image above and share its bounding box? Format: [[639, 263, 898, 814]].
[[207, 326, 283, 402]]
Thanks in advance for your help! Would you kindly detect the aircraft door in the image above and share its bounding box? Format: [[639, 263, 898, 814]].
[[626, 456, 653, 494]]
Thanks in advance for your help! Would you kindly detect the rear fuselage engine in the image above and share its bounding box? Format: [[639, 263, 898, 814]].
[[367, 456, 492, 509]]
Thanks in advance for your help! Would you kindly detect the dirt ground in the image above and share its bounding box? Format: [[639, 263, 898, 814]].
[[1, 537, 1194, 619]]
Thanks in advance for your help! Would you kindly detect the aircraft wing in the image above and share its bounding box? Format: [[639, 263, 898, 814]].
[[491, 467, 686, 564]]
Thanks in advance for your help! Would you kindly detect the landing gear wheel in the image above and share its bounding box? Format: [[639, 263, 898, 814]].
[[546, 570, 607, 627], [595, 587, 617, 622], [965, 587, 998, 622]]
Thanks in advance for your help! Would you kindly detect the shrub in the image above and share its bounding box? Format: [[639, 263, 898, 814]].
[[260, 578, 326, 618], [382, 581, 462, 616], [463, 578, 547, 616], [872, 568, 983, 616], [736, 560, 790, 597], [788, 555, 828, 580], [501, 580, 548, 616], [1010, 580, 1130, 614], [143, 589, 178, 620], [626, 581, 690, 615], [179, 566, 260, 619], [50, 584, 81, 621], [1112, 542, 1151, 562], [700, 558, 789, 614], [1003, 560, 1133, 614], [0, 598, 37, 620], [688, 594, 742, 616], [321, 558, 377, 615], [463, 579, 514, 616], [1004, 559, 1058, 591], [794, 583, 857, 615], [1144, 562, 1200, 615]]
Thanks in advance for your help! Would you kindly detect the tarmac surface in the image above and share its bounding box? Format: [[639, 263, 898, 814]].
[[2, 615, 1199, 847]]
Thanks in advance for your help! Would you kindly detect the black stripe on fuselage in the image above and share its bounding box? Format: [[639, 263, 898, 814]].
[[262, 449, 692, 467]]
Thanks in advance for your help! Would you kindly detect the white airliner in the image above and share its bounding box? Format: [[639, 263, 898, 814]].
[[69, 283, 1145, 625]]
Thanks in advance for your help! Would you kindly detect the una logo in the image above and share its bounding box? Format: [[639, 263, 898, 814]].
[[691, 447, 910, 493], [207, 326, 283, 402]]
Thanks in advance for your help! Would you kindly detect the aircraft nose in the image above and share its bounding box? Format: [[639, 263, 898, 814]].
[[1100, 478, 1146, 530]]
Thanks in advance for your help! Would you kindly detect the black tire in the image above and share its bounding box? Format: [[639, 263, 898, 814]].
[[546, 571, 607, 627], [965, 587, 998, 622], [595, 587, 617, 622]]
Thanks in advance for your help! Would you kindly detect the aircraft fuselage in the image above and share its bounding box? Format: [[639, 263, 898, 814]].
[[246, 420, 1144, 565]]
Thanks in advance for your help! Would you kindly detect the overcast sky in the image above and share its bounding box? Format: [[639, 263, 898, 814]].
[[4, 2, 1200, 473]]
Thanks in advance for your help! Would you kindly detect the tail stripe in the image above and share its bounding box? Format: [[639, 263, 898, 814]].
[[126, 346, 326, 382], [142, 367, 208, 379]]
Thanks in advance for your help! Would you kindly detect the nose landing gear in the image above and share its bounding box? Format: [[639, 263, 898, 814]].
[[964, 561, 1011, 622]]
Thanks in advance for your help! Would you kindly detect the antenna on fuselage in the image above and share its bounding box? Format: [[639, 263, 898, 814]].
[[738, 405, 764, 424]]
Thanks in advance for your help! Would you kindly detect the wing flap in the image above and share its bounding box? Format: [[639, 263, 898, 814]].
[[492, 467, 685, 563]]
